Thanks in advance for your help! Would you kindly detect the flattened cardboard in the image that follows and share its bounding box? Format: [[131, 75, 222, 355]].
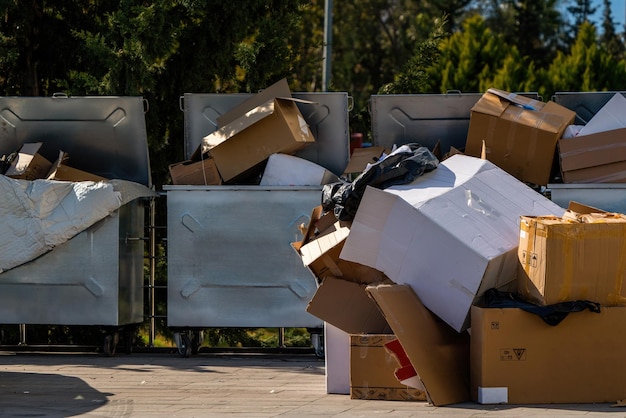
[[349, 334, 426, 401], [558, 127, 626, 183], [47, 151, 106, 182], [201, 97, 315, 183], [5, 143, 52, 180], [306, 276, 390, 335], [465, 88, 576, 185], [471, 305, 626, 404], [366, 284, 470, 406], [340, 154, 565, 332], [517, 213, 626, 305], [169, 157, 221, 185]]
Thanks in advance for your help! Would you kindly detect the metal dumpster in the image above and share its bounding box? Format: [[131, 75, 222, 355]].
[[549, 92, 626, 211], [165, 92, 349, 355], [370, 91, 540, 154], [0, 95, 152, 354]]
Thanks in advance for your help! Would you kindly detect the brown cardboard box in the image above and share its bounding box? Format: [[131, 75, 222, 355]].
[[350, 334, 426, 401], [470, 305, 626, 404], [465, 88, 576, 186], [365, 283, 470, 406], [200, 81, 315, 183], [5, 143, 52, 180], [517, 212, 626, 306], [46, 151, 107, 182], [169, 158, 221, 185], [558, 127, 626, 183]]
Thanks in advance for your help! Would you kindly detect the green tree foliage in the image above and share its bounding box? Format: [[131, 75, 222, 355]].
[[426, 14, 508, 93], [378, 15, 448, 94], [543, 21, 626, 95]]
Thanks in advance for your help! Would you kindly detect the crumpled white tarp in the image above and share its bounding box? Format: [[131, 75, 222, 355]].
[[0, 175, 155, 273]]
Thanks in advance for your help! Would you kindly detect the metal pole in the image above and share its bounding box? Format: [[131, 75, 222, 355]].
[[322, 0, 333, 92], [149, 196, 156, 347]]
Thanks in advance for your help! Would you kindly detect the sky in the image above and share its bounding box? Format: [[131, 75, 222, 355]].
[[589, 0, 625, 29]]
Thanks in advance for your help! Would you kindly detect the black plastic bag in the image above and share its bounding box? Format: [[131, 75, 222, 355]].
[[322, 143, 439, 221]]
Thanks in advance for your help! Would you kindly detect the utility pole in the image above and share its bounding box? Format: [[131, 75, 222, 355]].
[[322, 0, 333, 92]]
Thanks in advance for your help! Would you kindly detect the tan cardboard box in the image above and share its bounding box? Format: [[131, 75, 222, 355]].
[[471, 305, 626, 404], [517, 212, 626, 306], [5, 142, 52, 180], [558, 127, 626, 183], [169, 158, 221, 185], [349, 334, 426, 401], [200, 80, 315, 183], [465, 88, 576, 186]]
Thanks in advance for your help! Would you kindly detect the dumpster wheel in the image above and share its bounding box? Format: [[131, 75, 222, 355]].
[[103, 332, 119, 357], [174, 332, 192, 358]]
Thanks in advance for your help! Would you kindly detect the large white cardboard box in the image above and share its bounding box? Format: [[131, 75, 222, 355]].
[[340, 154, 565, 332]]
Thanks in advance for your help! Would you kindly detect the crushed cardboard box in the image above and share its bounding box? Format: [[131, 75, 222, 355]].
[[349, 334, 426, 401], [340, 154, 565, 332], [5, 143, 52, 180], [199, 79, 316, 183], [465, 88, 576, 186]]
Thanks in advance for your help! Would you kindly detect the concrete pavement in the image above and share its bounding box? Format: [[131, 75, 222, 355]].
[[0, 351, 624, 417]]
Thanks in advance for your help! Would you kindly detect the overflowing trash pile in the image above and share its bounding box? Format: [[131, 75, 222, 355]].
[[175, 80, 626, 406]]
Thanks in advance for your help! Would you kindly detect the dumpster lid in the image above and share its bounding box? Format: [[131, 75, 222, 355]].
[[0, 95, 151, 186]]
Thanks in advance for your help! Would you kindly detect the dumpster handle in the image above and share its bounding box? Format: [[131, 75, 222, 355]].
[[181, 212, 202, 232], [52, 92, 68, 98], [445, 90, 462, 96], [143, 98, 149, 114], [179, 95, 185, 112], [347, 95, 354, 112]]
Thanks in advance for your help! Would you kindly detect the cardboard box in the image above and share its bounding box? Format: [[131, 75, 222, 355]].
[[558, 127, 626, 183], [349, 334, 427, 401], [260, 153, 339, 186], [340, 154, 566, 332], [470, 305, 626, 404], [297, 218, 388, 284], [366, 284, 470, 406], [46, 151, 106, 182], [5, 143, 52, 180], [306, 276, 391, 334], [169, 158, 221, 185], [200, 81, 315, 183], [465, 88, 576, 186], [517, 212, 626, 306]]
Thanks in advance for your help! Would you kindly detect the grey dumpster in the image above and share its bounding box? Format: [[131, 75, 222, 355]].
[[370, 91, 540, 155], [165, 92, 349, 356], [549, 92, 626, 212], [0, 95, 152, 355]]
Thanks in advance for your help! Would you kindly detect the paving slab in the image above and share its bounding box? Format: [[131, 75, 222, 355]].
[[0, 351, 624, 417]]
